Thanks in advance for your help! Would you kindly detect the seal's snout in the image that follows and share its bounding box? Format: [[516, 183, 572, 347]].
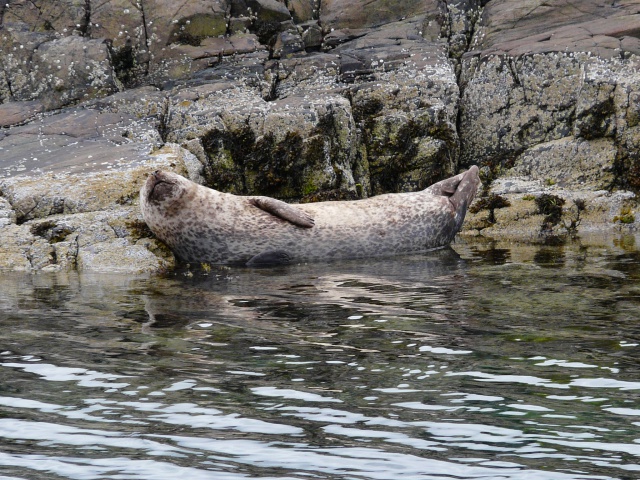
[[144, 170, 180, 204]]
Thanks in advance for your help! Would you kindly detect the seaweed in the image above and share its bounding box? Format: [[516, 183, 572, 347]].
[[469, 193, 511, 224]]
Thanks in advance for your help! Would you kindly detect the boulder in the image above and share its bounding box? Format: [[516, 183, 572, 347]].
[[0, 137, 198, 273], [457, 0, 640, 239], [0, 25, 117, 109]]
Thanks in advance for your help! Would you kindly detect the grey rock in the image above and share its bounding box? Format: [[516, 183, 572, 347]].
[[0, 28, 117, 109], [238, 0, 291, 22], [2, 0, 640, 272], [229, 17, 252, 34], [288, 0, 317, 24], [320, 0, 428, 30], [300, 22, 323, 50], [508, 137, 616, 189], [470, 0, 640, 58], [272, 29, 304, 58], [0, 139, 195, 273], [0, 101, 45, 127]]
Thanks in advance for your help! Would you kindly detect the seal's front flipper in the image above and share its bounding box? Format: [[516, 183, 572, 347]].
[[246, 250, 292, 267], [249, 197, 315, 228]]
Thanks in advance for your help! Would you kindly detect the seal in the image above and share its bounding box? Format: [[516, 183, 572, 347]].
[[140, 166, 480, 266]]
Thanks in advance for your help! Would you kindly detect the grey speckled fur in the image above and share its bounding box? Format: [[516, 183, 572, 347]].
[[140, 166, 480, 265]]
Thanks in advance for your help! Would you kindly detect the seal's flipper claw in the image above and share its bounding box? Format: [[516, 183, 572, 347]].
[[250, 197, 315, 228], [246, 250, 292, 266]]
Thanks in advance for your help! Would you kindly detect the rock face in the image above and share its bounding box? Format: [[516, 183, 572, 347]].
[[1, 0, 640, 272], [457, 0, 640, 240]]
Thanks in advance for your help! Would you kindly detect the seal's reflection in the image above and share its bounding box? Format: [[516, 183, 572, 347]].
[[140, 247, 468, 335]]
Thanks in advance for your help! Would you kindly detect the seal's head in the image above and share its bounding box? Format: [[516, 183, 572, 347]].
[[140, 170, 196, 232]]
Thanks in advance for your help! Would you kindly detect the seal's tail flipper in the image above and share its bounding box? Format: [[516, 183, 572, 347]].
[[426, 166, 480, 213], [426, 171, 466, 197], [448, 165, 480, 213]]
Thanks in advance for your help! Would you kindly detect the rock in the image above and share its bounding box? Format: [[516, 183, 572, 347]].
[[462, 182, 638, 243], [166, 83, 362, 199], [0, 107, 162, 179], [0, 140, 195, 273], [2, 0, 640, 272], [1, 1, 87, 35], [95, 0, 230, 86], [0, 101, 45, 127], [288, 0, 316, 24], [0, 197, 15, 226], [300, 22, 322, 50], [456, 0, 640, 239], [508, 137, 616, 189], [272, 29, 304, 58], [320, 0, 428, 30], [0, 28, 117, 109], [470, 0, 640, 58], [0, 224, 37, 271]]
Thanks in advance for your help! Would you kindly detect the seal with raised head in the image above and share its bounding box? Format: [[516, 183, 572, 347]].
[[140, 166, 480, 266]]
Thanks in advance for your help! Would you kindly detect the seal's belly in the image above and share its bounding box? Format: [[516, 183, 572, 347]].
[[213, 196, 456, 264]]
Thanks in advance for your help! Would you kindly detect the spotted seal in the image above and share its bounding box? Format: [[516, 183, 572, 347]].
[[140, 166, 480, 266]]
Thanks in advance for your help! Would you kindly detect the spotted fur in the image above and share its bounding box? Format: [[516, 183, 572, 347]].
[[140, 167, 480, 265]]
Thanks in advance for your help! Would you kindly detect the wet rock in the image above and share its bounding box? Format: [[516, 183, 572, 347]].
[[463, 182, 638, 243]]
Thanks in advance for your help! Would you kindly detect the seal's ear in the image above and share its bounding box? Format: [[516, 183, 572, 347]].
[[249, 197, 315, 228]]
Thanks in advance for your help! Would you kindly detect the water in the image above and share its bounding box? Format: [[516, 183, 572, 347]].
[[1, 236, 640, 480]]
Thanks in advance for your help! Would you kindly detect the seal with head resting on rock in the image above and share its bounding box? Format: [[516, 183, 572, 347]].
[[140, 166, 480, 266]]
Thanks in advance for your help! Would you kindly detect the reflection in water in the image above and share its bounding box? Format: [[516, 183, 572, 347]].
[[0, 239, 640, 479]]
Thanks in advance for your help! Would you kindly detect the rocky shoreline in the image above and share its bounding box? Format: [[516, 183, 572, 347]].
[[1, 0, 640, 273]]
